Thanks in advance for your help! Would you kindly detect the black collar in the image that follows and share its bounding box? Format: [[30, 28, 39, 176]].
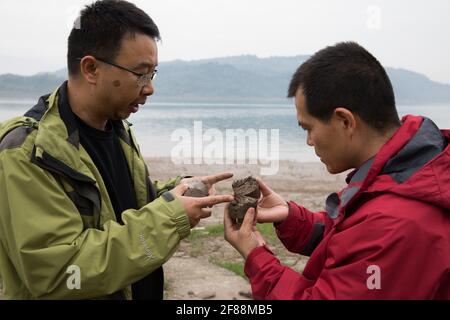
[[58, 81, 133, 148]]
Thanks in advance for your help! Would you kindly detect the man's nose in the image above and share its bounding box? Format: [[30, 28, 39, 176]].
[[141, 81, 154, 96], [306, 133, 314, 146]]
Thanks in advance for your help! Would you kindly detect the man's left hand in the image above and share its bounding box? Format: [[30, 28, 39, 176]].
[[224, 205, 266, 259]]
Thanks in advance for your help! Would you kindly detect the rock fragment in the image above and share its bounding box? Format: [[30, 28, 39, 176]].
[[229, 176, 261, 225], [183, 180, 209, 197]]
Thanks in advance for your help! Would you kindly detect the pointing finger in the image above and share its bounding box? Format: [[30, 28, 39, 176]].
[[203, 172, 233, 185], [198, 194, 234, 207]]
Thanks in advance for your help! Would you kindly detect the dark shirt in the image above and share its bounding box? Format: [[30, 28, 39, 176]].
[[73, 115, 137, 224]]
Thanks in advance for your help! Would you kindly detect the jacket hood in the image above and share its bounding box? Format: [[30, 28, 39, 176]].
[[326, 115, 450, 221], [376, 116, 450, 211]]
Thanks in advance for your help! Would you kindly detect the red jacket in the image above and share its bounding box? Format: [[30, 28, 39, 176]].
[[245, 115, 450, 299]]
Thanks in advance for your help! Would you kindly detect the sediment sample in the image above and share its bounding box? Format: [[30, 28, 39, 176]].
[[229, 176, 261, 225]]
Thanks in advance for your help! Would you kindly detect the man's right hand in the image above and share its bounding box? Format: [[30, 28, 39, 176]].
[[170, 183, 234, 228], [255, 178, 289, 224]]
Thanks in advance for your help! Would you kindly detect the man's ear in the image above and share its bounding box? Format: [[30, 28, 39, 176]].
[[79, 56, 100, 85], [333, 107, 356, 132]]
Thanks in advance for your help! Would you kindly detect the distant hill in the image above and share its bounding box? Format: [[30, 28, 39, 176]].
[[1, 55, 449, 104]]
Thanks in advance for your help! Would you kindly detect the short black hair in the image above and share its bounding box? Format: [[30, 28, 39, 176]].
[[288, 42, 400, 132], [67, 0, 160, 76]]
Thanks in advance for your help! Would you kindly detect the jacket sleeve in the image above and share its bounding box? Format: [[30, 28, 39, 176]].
[[0, 148, 190, 299], [152, 176, 182, 197], [275, 201, 326, 255], [245, 210, 432, 299]]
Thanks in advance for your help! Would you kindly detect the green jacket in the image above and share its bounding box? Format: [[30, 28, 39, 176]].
[[0, 85, 190, 299]]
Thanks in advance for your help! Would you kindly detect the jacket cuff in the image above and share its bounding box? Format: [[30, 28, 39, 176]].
[[174, 175, 183, 185], [275, 201, 302, 233], [159, 193, 190, 239], [244, 245, 276, 278]]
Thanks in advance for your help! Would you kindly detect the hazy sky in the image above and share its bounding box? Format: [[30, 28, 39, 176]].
[[1, 0, 449, 83]]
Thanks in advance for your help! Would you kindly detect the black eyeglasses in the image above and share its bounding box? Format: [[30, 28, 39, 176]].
[[76, 57, 157, 87]]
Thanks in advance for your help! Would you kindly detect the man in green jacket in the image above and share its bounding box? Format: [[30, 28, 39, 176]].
[[0, 0, 233, 299]]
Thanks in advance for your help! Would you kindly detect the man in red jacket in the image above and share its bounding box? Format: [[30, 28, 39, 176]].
[[224, 42, 450, 299]]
